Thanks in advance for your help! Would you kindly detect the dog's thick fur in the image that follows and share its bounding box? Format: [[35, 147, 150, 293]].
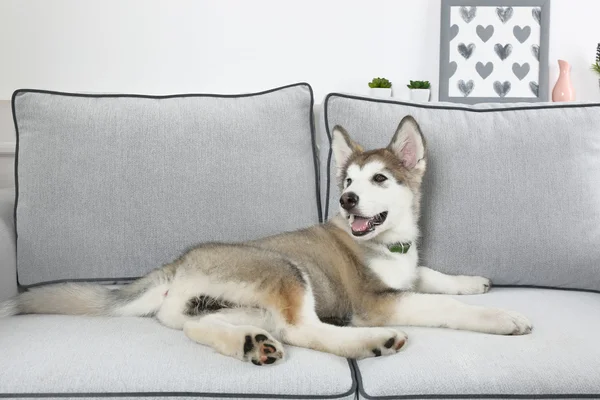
[[0, 116, 532, 365]]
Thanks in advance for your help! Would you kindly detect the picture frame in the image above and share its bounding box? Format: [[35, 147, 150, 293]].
[[439, 0, 550, 103]]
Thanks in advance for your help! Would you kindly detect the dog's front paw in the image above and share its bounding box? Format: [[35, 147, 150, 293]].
[[454, 275, 491, 295], [485, 308, 533, 335]]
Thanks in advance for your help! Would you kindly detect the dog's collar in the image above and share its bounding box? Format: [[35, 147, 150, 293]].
[[388, 242, 411, 254]]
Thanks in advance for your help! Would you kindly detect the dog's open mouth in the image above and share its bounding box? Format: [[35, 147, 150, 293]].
[[349, 212, 388, 236]]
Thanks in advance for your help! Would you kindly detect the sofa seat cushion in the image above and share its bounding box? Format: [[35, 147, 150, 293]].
[[355, 288, 600, 399], [0, 315, 355, 399]]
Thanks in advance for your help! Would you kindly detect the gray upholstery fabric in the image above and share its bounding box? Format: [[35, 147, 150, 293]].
[[356, 287, 600, 399], [13, 84, 320, 286], [0, 398, 347, 400], [0, 315, 355, 399], [0, 187, 16, 301], [323, 95, 600, 291]]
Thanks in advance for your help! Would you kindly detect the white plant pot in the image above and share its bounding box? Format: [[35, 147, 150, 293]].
[[369, 88, 392, 98], [409, 89, 431, 102]]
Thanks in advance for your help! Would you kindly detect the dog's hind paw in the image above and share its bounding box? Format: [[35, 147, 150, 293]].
[[358, 328, 408, 359], [502, 309, 532, 335], [244, 331, 284, 366]]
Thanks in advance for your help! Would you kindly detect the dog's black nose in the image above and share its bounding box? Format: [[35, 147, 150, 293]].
[[340, 192, 359, 210]]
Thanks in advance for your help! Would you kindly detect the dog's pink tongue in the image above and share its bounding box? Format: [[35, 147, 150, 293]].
[[351, 217, 371, 232]]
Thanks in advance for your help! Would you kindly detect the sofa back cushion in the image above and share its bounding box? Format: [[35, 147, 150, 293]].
[[13, 83, 320, 286], [323, 94, 600, 291]]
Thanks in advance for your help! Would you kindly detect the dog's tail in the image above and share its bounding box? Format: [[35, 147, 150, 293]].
[[0, 264, 177, 318]]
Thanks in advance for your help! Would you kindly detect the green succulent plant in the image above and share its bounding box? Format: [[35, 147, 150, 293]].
[[407, 80, 431, 89], [592, 44, 600, 76], [368, 77, 392, 88]]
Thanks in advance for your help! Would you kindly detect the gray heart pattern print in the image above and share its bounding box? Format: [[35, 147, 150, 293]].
[[494, 43, 513, 61], [476, 25, 494, 42], [513, 26, 531, 43], [493, 81, 511, 97], [496, 7, 514, 23], [531, 44, 539, 61], [458, 43, 476, 59], [532, 7, 541, 24], [450, 24, 460, 40], [458, 80, 475, 96], [529, 81, 539, 96], [447, 5, 541, 99], [512, 63, 530, 80], [460, 6, 477, 23], [476, 62, 493, 79]]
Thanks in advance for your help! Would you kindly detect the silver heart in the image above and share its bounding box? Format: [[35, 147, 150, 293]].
[[496, 7, 514, 23], [512, 63, 530, 80], [476, 62, 494, 79], [532, 7, 541, 24], [476, 25, 494, 42], [513, 26, 531, 43], [494, 43, 513, 61], [460, 6, 477, 23], [529, 81, 539, 96], [448, 62, 458, 78], [458, 80, 475, 97], [531, 44, 540, 61], [493, 81, 511, 97], [458, 43, 475, 59], [450, 24, 459, 41]]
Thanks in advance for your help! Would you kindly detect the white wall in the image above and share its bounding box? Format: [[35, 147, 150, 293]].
[[2, 0, 598, 104], [0, 102, 14, 189]]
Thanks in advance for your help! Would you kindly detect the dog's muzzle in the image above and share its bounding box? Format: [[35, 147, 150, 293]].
[[340, 192, 359, 211]]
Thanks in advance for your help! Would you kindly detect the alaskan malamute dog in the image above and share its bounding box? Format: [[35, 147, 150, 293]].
[[0, 116, 532, 365]]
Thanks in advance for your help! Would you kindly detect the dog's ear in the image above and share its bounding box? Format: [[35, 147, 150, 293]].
[[387, 116, 426, 171], [331, 125, 362, 175]]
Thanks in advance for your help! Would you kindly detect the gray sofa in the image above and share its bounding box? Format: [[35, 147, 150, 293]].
[[1, 83, 599, 399]]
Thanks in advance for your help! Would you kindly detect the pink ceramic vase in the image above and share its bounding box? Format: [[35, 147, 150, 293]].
[[552, 60, 575, 102]]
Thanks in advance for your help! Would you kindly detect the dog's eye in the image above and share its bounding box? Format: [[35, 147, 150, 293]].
[[345, 178, 352, 186], [373, 174, 387, 183]]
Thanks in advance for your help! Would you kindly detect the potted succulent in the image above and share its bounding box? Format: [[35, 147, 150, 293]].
[[407, 80, 431, 102], [368, 77, 392, 97], [591, 43, 600, 89]]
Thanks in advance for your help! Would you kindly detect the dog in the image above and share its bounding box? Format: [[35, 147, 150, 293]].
[[0, 116, 532, 365]]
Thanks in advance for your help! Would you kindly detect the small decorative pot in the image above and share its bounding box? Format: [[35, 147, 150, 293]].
[[410, 89, 431, 102], [369, 88, 392, 98]]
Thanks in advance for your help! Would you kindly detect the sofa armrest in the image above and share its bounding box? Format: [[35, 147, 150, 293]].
[[0, 187, 17, 301]]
